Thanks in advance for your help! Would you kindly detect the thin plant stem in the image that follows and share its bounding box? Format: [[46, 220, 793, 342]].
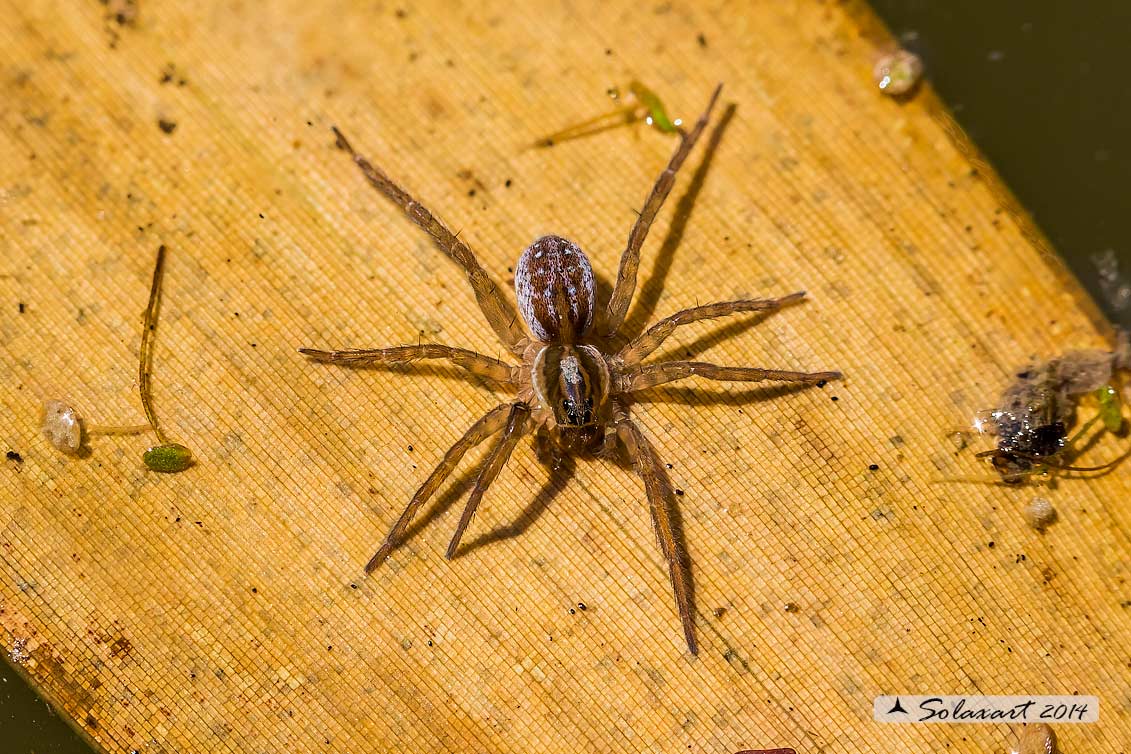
[[87, 423, 153, 435], [138, 245, 170, 444]]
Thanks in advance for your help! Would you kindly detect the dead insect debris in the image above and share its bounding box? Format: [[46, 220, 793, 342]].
[[971, 342, 1129, 483]]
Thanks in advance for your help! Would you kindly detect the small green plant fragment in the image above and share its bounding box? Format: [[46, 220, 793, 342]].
[[626, 81, 679, 133], [1095, 383, 1124, 432], [534, 80, 684, 147], [137, 244, 193, 471], [139, 245, 170, 444], [143, 443, 193, 473], [42, 245, 191, 470]]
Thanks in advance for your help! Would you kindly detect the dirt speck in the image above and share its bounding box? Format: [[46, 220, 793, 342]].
[[157, 118, 177, 135], [109, 636, 132, 659], [159, 62, 188, 86], [104, 0, 138, 25], [100, 0, 138, 47]]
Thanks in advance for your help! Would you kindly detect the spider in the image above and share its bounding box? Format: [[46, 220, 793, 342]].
[[301, 84, 840, 654]]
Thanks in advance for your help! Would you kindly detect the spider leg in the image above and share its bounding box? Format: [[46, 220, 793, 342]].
[[615, 416, 697, 655], [366, 403, 513, 573], [446, 403, 531, 559], [331, 127, 527, 353], [603, 84, 723, 336], [301, 344, 517, 386], [617, 292, 807, 365], [621, 361, 840, 393]]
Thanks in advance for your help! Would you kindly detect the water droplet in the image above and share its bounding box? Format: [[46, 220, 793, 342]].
[[42, 399, 82, 455], [874, 50, 923, 97]]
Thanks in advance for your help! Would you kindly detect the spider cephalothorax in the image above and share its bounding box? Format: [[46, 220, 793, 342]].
[[302, 85, 840, 654]]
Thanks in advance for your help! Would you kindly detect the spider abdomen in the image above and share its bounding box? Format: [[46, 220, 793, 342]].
[[514, 234, 595, 342]]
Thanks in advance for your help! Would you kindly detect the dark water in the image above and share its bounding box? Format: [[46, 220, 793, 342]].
[[871, 0, 1131, 329], [3, 3, 1129, 752], [0, 661, 91, 752]]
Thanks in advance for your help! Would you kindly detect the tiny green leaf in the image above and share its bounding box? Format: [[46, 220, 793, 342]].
[[629, 81, 678, 134], [143, 443, 193, 473], [1095, 384, 1124, 433]]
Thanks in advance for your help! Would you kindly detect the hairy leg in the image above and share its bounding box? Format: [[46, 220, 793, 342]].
[[332, 127, 527, 353], [446, 403, 531, 559], [366, 403, 513, 572], [615, 417, 697, 655], [617, 292, 807, 365], [621, 361, 840, 393], [301, 344, 517, 386], [603, 84, 723, 336]]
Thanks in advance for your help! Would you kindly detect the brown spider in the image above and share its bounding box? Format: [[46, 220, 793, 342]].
[[301, 84, 840, 654]]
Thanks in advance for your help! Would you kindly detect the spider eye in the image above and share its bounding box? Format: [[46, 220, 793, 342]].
[[561, 398, 581, 426], [560, 398, 595, 427]]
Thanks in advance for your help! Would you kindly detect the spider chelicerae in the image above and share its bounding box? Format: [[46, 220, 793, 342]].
[[301, 84, 840, 654]]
